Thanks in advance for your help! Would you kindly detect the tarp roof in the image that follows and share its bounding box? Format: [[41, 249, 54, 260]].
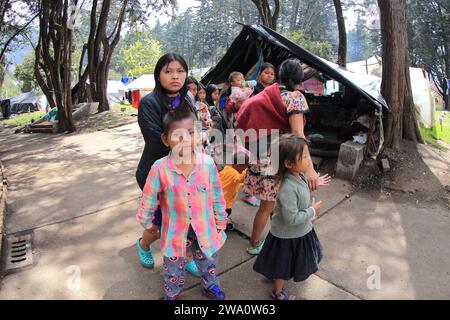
[[125, 74, 155, 91], [9, 91, 42, 105], [201, 24, 388, 109]]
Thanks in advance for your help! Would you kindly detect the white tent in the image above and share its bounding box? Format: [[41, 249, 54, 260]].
[[189, 67, 211, 78], [125, 74, 155, 91], [347, 56, 436, 128], [107, 80, 126, 106]]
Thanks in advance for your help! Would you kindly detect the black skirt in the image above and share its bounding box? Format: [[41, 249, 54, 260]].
[[253, 229, 323, 282]]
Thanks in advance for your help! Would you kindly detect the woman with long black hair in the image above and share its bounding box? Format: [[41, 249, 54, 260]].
[[135, 53, 201, 277]]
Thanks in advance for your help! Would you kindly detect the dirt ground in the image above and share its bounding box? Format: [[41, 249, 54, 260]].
[[354, 141, 450, 210], [316, 139, 450, 212]]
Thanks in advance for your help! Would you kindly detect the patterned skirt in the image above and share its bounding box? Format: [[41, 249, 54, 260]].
[[243, 159, 280, 202]]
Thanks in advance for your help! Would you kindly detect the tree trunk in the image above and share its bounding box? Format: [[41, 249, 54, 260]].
[[333, 0, 347, 67], [86, 0, 127, 112], [378, 0, 423, 149], [289, 0, 299, 31], [250, 0, 280, 30], [0, 54, 6, 92], [35, 0, 76, 132]]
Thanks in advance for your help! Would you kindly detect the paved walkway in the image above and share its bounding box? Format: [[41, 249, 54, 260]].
[[0, 123, 449, 299]]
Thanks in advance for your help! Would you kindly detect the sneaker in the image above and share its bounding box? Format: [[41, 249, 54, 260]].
[[202, 284, 229, 300], [165, 294, 180, 300], [243, 195, 260, 207], [246, 239, 265, 255], [226, 222, 235, 231], [226, 218, 235, 231], [185, 260, 201, 277], [136, 238, 154, 268]]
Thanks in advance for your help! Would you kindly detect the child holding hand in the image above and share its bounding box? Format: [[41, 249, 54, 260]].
[[136, 108, 229, 300], [253, 134, 331, 300]]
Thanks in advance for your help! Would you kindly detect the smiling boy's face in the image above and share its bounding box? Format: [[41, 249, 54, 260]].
[[162, 117, 198, 161]]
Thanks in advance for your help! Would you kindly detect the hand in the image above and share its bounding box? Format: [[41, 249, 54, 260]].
[[317, 173, 332, 186], [311, 197, 322, 216], [306, 168, 319, 192]]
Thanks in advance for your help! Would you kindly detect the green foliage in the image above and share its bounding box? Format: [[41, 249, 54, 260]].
[[407, 0, 449, 97], [283, 30, 334, 61], [14, 52, 39, 92], [115, 32, 162, 77], [419, 111, 450, 150], [0, 71, 20, 99]]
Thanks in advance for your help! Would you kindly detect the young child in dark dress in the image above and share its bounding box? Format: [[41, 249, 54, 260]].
[[253, 134, 330, 300]]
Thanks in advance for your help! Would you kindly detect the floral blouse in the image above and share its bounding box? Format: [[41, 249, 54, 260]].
[[280, 90, 310, 117]]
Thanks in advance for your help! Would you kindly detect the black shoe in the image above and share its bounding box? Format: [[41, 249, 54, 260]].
[[226, 222, 235, 231]]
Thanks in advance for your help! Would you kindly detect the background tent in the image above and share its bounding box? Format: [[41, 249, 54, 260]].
[[6, 91, 47, 114], [125, 74, 155, 91], [347, 56, 436, 128], [107, 80, 126, 106]]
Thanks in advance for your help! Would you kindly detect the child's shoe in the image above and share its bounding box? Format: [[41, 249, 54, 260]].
[[185, 260, 201, 277], [202, 284, 229, 300], [246, 239, 265, 255], [165, 294, 180, 300], [271, 288, 296, 300], [226, 218, 235, 231], [136, 238, 154, 268]]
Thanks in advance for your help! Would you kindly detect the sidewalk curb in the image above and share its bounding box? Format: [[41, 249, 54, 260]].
[[0, 160, 8, 280]]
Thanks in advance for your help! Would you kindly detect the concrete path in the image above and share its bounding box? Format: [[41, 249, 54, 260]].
[[0, 123, 449, 299]]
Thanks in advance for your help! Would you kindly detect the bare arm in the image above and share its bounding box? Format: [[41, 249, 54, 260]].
[[288, 113, 319, 191]]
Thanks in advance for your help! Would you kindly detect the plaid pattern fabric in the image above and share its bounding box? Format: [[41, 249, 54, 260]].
[[137, 152, 228, 258]]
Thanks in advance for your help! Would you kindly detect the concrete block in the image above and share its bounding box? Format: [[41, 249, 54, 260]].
[[381, 158, 391, 172], [336, 141, 365, 180], [72, 103, 99, 120]]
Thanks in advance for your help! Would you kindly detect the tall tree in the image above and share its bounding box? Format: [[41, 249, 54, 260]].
[[250, 0, 280, 30], [377, 0, 423, 148], [289, 0, 299, 31], [333, 0, 347, 67], [74, 0, 176, 112], [35, 0, 76, 132]]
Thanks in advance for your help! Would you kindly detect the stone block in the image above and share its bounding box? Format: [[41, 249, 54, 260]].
[[336, 141, 365, 180]]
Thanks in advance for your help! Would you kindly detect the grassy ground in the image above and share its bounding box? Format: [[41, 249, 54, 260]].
[[420, 111, 450, 150], [111, 104, 137, 116], [1, 111, 45, 127]]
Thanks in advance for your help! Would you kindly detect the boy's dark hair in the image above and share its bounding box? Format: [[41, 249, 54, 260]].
[[228, 71, 244, 85], [276, 134, 308, 177], [154, 53, 189, 105], [278, 58, 304, 91], [162, 107, 195, 136]]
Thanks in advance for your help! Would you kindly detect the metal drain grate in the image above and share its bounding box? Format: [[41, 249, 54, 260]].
[[4, 232, 34, 272]]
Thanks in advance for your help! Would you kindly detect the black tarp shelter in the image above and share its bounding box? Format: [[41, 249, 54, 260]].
[[202, 24, 387, 158], [201, 24, 388, 111]]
